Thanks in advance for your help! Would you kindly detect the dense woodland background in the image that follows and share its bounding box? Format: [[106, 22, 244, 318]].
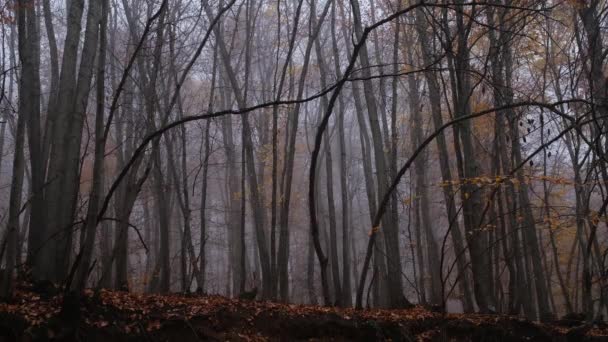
[[0, 0, 607, 323]]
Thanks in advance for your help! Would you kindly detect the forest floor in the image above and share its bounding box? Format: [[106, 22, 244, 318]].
[[1, 285, 607, 341]]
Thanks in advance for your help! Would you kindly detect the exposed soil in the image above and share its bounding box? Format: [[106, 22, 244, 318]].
[[1, 287, 607, 341]]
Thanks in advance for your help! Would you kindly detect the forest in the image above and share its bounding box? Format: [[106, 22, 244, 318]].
[[1, 0, 608, 340]]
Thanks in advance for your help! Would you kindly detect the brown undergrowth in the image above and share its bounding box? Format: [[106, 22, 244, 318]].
[[0, 286, 607, 341]]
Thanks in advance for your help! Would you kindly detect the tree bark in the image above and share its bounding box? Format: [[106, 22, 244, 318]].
[[350, 0, 406, 308], [74, 0, 108, 291], [415, 7, 474, 312]]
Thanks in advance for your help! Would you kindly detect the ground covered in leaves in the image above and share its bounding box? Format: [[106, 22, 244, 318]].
[[1, 287, 607, 341]]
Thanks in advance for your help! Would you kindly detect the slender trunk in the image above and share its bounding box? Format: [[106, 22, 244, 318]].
[[350, 0, 405, 308], [277, 0, 332, 303], [41, 0, 59, 177], [335, 1, 384, 307], [23, 0, 45, 281], [199, 122, 211, 291], [1, 0, 29, 296], [239, 126, 247, 294], [447, 5, 493, 312], [329, 4, 352, 306], [502, 33, 553, 321], [404, 35, 442, 305], [48, 0, 100, 282], [205, 4, 272, 298], [269, 0, 304, 300], [198, 43, 219, 292], [217, 74, 242, 297], [0, 90, 25, 299], [312, 16, 342, 304], [74, 0, 108, 291], [415, 8, 474, 312]]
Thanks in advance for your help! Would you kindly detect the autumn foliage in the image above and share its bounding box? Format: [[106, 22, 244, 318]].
[[0, 285, 607, 341]]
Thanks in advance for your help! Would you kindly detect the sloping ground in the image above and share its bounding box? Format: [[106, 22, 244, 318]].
[[0, 288, 607, 341]]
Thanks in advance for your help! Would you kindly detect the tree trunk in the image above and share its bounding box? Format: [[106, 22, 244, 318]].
[[415, 7, 474, 312], [443, 4, 493, 313], [74, 0, 108, 291], [350, 0, 405, 308], [404, 35, 442, 306], [205, 3, 272, 298], [1, 0, 30, 297], [330, 4, 352, 306], [312, 18, 342, 304], [277, 0, 332, 303]]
